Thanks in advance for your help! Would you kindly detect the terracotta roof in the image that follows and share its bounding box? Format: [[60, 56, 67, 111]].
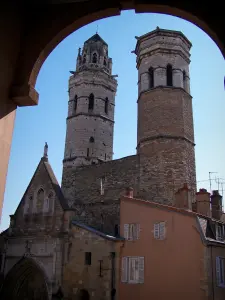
[[121, 196, 225, 246], [121, 196, 225, 224], [72, 220, 124, 242]]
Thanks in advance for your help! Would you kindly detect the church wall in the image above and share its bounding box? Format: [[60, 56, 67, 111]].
[[62, 155, 139, 234], [12, 159, 64, 233], [62, 225, 122, 300]]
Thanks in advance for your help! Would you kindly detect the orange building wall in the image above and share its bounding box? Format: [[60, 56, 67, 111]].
[[119, 197, 208, 300]]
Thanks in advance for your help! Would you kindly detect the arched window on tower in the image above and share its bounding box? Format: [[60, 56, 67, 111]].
[[89, 137, 95, 143], [105, 97, 109, 114], [83, 54, 86, 64], [149, 67, 154, 89], [103, 57, 107, 66], [166, 64, 173, 86], [88, 93, 94, 111], [73, 95, 77, 113], [92, 53, 97, 63]]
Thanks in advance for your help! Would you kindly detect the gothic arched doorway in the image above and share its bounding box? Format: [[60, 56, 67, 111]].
[[0, 257, 49, 300], [79, 289, 90, 300]]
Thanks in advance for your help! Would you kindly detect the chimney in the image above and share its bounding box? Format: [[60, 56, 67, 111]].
[[125, 187, 134, 198], [211, 190, 223, 220], [174, 183, 192, 210], [196, 188, 211, 217]]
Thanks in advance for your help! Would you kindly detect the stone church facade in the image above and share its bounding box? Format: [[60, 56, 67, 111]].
[[0, 28, 197, 299]]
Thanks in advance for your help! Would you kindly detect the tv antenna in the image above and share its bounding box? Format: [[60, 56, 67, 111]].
[[209, 172, 218, 193]]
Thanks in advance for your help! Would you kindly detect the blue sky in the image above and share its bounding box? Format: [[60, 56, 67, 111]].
[[1, 10, 225, 230]]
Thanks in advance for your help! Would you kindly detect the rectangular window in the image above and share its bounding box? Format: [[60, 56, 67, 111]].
[[85, 252, 92, 265], [100, 176, 105, 195], [124, 223, 140, 241], [121, 256, 144, 284], [216, 257, 225, 287], [216, 224, 224, 241], [154, 222, 166, 240]]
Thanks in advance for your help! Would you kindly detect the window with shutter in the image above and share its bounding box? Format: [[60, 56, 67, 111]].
[[136, 224, 140, 240], [129, 224, 135, 241], [138, 257, 144, 283], [159, 222, 165, 239], [154, 222, 166, 240], [216, 256, 225, 287], [154, 223, 160, 239], [124, 224, 129, 240], [122, 256, 144, 284], [124, 223, 140, 241], [216, 224, 224, 241], [121, 257, 128, 283]]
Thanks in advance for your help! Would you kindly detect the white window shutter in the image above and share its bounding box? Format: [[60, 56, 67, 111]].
[[154, 223, 160, 239], [159, 222, 165, 239], [136, 224, 140, 240], [130, 224, 134, 241], [138, 257, 144, 283], [216, 257, 221, 286], [121, 257, 128, 283], [124, 224, 129, 240]]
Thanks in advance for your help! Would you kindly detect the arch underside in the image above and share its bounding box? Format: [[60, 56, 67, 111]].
[[11, 1, 224, 107], [0, 257, 49, 300]]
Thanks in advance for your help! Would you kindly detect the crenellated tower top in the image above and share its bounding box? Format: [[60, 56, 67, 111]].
[[76, 33, 112, 75]]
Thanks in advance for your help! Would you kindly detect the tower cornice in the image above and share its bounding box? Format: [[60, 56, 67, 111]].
[[67, 113, 114, 123]]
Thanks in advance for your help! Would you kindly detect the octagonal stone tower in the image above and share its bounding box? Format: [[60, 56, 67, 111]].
[[63, 34, 117, 168], [135, 27, 196, 204]]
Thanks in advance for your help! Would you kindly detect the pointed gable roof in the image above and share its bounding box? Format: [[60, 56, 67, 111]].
[[14, 156, 69, 215], [85, 33, 108, 46], [42, 158, 69, 210]]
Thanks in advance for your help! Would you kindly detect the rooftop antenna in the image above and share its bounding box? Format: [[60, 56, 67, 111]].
[[209, 171, 217, 193], [96, 24, 99, 34], [215, 177, 220, 191]]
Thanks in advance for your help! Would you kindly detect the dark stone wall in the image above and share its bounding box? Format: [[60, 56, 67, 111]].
[[61, 155, 139, 234]]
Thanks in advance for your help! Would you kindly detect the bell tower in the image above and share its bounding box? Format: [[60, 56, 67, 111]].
[[63, 34, 117, 169], [135, 27, 196, 204]]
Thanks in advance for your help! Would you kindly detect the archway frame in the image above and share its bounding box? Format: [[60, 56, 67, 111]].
[[11, 1, 225, 107], [0, 256, 50, 299]]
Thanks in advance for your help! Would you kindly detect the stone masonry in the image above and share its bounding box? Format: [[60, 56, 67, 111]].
[[62, 222, 123, 300], [61, 28, 197, 234], [62, 155, 139, 234], [63, 34, 117, 169], [135, 28, 196, 203]]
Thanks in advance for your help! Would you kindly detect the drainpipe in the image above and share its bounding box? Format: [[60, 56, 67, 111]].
[[210, 246, 215, 300], [110, 252, 116, 300]]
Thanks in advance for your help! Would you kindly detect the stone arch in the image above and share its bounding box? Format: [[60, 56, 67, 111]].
[[0, 257, 49, 300], [12, 3, 224, 107], [36, 188, 45, 213]]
